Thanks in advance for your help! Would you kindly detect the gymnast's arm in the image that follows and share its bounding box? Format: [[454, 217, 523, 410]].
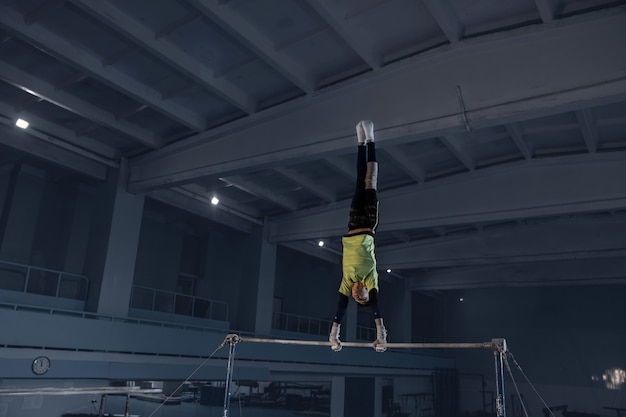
[[333, 293, 349, 323], [368, 288, 382, 319]]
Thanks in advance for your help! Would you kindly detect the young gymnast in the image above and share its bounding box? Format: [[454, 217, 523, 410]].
[[329, 120, 387, 353]]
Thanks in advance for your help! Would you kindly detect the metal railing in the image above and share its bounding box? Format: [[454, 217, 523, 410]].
[[0, 259, 88, 301], [130, 285, 229, 322], [272, 311, 333, 336], [272, 312, 378, 341]]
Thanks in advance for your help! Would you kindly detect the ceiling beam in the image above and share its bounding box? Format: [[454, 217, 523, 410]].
[[439, 135, 475, 171], [576, 109, 599, 153], [221, 176, 299, 212], [274, 167, 336, 203], [505, 123, 532, 159], [0, 61, 157, 148], [187, 0, 315, 93], [0, 3, 203, 132], [422, 0, 465, 43], [324, 157, 356, 183], [71, 0, 256, 116], [381, 147, 426, 183], [377, 215, 626, 270], [155, 13, 201, 39], [407, 257, 626, 290], [534, 0, 563, 23], [0, 122, 108, 180], [267, 151, 626, 242], [304, 0, 384, 69], [101, 45, 140, 67], [54, 72, 89, 90], [0, 101, 119, 160], [23, 0, 66, 25], [128, 8, 626, 191]]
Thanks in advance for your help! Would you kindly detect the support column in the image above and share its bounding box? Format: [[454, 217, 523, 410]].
[[254, 220, 277, 336], [84, 159, 144, 317], [98, 159, 144, 317], [330, 376, 345, 417]]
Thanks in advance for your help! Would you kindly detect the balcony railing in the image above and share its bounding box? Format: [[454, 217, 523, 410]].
[[0, 259, 88, 301], [272, 311, 383, 342], [271, 311, 376, 341], [272, 311, 333, 336], [130, 285, 228, 322]]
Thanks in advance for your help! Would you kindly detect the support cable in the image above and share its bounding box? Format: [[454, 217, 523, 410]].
[[503, 354, 531, 417], [506, 351, 556, 417], [146, 336, 231, 417]]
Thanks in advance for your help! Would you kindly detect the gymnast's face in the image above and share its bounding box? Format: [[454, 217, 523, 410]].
[[351, 282, 369, 305]]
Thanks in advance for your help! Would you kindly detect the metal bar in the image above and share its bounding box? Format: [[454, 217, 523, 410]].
[[238, 336, 494, 350]]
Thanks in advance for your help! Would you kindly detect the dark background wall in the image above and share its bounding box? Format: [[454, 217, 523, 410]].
[[440, 285, 626, 414]]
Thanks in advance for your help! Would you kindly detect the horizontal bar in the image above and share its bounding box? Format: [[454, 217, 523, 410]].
[[235, 335, 500, 350]]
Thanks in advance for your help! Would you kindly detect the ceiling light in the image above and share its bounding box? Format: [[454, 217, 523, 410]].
[[386, 268, 392, 273], [211, 196, 219, 205], [16, 118, 29, 129], [318, 240, 324, 247]]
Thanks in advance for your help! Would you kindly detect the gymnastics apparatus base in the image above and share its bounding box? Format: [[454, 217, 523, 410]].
[[218, 334, 509, 417]]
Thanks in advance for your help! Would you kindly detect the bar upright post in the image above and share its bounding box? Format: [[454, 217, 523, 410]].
[[492, 338, 507, 417], [223, 334, 240, 417]]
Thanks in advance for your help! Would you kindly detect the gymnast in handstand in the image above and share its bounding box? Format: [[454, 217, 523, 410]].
[[329, 120, 387, 352]]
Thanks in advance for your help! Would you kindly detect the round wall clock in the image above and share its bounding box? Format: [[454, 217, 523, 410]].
[[32, 356, 50, 375]]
